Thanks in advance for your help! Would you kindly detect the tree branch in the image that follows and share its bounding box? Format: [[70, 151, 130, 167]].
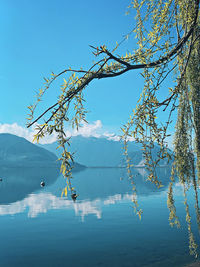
[[27, 0, 199, 129]]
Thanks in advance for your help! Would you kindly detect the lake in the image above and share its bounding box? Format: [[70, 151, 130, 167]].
[[0, 166, 199, 267]]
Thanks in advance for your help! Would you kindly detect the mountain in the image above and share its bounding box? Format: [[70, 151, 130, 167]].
[[41, 135, 171, 167], [0, 133, 59, 167], [0, 133, 86, 170]]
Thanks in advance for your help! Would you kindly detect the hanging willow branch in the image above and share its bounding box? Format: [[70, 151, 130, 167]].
[[27, 0, 200, 256], [27, 1, 199, 130]]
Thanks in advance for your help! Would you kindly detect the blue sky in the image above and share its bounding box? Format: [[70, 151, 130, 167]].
[[0, 0, 175, 144]]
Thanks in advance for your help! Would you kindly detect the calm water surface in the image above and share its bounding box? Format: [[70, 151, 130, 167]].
[[0, 166, 199, 267]]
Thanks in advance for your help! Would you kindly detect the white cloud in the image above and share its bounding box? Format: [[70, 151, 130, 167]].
[[0, 121, 122, 144], [0, 123, 33, 142], [72, 120, 102, 138], [0, 123, 58, 144], [103, 132, 120, 141]]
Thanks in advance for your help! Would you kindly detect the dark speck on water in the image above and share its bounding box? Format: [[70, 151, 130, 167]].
[[71, 193, 78, 201], [40, 181, 45, 187]]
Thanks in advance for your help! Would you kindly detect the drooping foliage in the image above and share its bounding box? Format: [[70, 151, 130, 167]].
[[27, 0, 200, 256]]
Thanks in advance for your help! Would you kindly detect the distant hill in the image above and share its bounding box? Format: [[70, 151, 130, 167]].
[[0, 133, 59, 167], [41, 135, 172, 167]]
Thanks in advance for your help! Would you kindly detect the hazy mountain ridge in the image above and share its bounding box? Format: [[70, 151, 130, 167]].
[[0, 133, 59, 167], [41, 135, 172, 167]]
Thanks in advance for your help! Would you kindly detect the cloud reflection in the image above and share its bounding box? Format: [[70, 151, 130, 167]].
[[0, 192, 133, 220]]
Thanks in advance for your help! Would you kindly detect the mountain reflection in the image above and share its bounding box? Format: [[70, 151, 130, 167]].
[[0, 166, 60, 204], [68, 167, 172, 200], [0, 166, 174, 219]]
